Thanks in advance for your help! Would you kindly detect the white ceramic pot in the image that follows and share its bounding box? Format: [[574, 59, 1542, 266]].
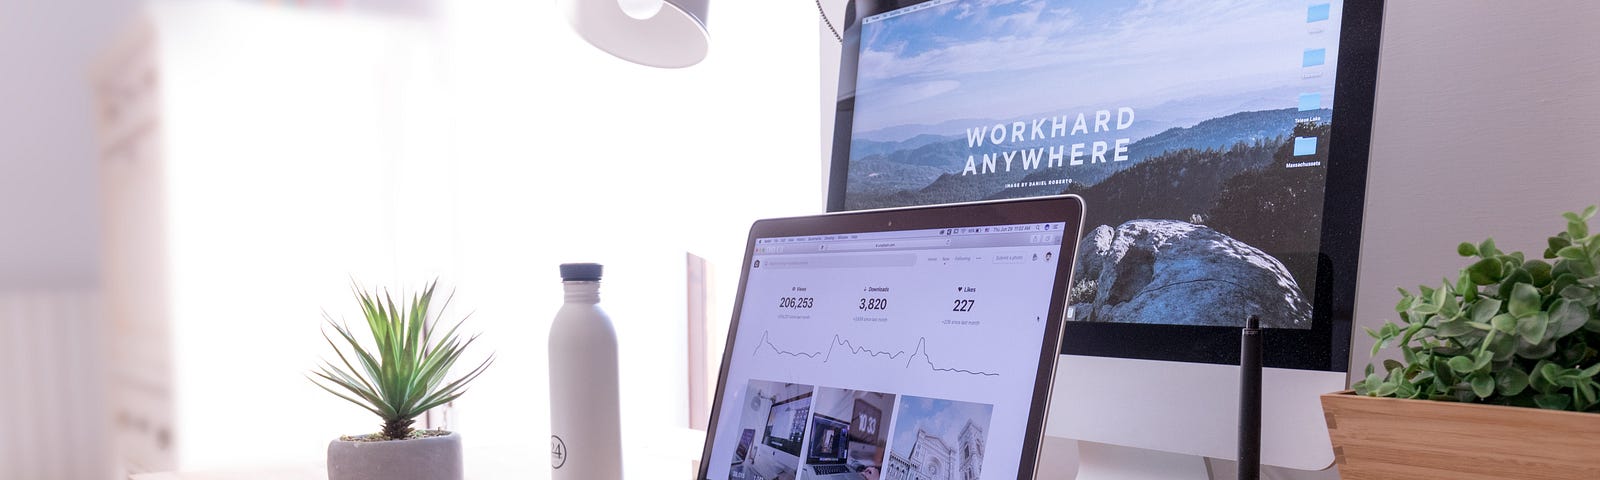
[[327, 431, 463, 480]]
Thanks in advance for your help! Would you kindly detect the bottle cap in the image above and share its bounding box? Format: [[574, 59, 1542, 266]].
[[559, 263, 603, 281]]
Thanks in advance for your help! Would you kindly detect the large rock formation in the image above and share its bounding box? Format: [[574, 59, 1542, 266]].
[[1070, 220, 1312, 328]]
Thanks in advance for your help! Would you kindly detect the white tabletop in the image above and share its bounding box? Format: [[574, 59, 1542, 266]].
[[132, 428, 708, 480]]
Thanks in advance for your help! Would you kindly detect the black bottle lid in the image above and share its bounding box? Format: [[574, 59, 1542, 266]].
[[559, 263, 603, 281]]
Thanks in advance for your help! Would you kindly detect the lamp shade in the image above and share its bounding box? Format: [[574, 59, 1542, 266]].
[[558, 0, 710, 68]]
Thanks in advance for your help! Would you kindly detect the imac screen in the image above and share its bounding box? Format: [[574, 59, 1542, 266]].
[[840, 0, 1358, 335]]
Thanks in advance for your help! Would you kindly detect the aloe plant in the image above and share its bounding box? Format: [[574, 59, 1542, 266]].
[[311, 281, 494, 440], [1355, 206, 1600, 412]]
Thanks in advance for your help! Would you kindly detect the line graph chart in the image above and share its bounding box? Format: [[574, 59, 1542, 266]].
[[754, 330, 1000, 377]]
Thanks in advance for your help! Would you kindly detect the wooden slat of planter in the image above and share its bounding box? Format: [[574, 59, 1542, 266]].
[[1322, 391, 1600, 480]]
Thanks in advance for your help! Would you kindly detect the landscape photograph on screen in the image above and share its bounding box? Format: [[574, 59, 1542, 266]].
[[846, 0, 1346, 329]]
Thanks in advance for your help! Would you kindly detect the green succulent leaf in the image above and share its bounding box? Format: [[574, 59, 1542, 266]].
[[1496, 367, 1530, 396], [1469, 372, 1495, 399], [1434, 319, 1474, 338], [1508, 283, 1542, 318], [1548, 237, 1572, 260], [1516, 338, 1558, 360], [1479, 238, 1499, 257], [1540, 362, 1564, 384], [1561, 285, 1591, 301], [1524, 260, 1554, 287], [1469, 298, 1502, 324], [1468, 258, 1504, 285], [1549, 299, 1589, 338], [1447, 355, 1476, 374], [1557, 246, 1588, 261], [1534, 393, 1572, 410], [1357, 371, 1383, 396], [1489, 333, 1518, 362], [1491, 313, 1518, 334], [1499, 269, 1535, 301], [1516, 312, 1549, 342], [1530, 360, 1558, 393], [1577, 383, 1600, 411], [1458, 242, 1478, 257]]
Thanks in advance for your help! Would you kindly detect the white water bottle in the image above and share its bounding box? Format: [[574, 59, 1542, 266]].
[[549, 263, 624, 480]]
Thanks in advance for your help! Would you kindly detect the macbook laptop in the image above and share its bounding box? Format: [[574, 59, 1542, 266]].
[[802, 414, 853, 479], [699, 195, 1085, 480]]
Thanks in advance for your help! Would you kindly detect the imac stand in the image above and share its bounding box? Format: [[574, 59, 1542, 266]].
[[1075, 441, 1209, 480]]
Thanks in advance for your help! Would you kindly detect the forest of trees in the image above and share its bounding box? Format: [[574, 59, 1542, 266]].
[[1203, 120, 1332, 294], [1061, 137, 1284, 233]]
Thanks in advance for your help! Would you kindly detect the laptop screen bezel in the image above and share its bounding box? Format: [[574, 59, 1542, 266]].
[[696, 195, 1085, 480]]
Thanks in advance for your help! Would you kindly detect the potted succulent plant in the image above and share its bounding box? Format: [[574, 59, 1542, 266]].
[[1323, 206, 1600, 479], [310, 281, 494, 480]]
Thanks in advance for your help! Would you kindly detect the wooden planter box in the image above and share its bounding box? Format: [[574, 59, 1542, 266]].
[[1321, 391, 1600, 480]]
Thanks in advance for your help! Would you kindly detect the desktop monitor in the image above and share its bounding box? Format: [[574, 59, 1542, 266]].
[[827, 0, 1384, 476], [766, 393, 814, 456]]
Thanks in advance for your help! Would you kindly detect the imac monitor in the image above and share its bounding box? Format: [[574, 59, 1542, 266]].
[[696, 195, 1087, 480], [827, 0, 1384, 475], [765, 393, 813, 456]]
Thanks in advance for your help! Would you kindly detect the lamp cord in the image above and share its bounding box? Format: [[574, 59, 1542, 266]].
[[816, 0, 842, 43]]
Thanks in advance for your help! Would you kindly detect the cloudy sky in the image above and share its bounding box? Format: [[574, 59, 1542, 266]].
[[851, 0, 1345, 139]]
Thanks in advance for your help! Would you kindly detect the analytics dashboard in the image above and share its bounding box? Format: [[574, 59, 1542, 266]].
[[707, 222, 1067, 480]]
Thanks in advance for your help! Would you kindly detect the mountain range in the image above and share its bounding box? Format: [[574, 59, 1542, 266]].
[[843, 108, 1329, 210]]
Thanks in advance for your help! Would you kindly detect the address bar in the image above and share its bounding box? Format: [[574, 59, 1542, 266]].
[[817, 238, 951, 252], [761, 253, 918, 269]]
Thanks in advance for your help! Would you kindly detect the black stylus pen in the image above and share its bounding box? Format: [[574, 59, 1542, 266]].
[[1239, 315, 1262, 480]]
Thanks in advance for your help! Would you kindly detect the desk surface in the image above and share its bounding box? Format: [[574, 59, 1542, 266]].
[[134, 428, 710, 476], [133, 466, 324, 480], [131, 429, 706, 480]]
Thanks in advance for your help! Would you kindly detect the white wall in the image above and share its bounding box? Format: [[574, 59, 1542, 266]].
[[817, 1, 1600, 479], [0, 2, 137, 478], [93, 0, 821, 475], [9, 0, 822, 475], [1349, 0, 1600, 376], [439, 2, 822, 477], [0, 0, 138, 288]]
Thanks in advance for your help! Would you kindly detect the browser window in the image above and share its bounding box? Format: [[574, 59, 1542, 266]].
[[709, 222, 1067, 480]]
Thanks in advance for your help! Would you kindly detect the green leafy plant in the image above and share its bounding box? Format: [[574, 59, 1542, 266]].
[[311, 281, 494, 440], [1355, 206, 1600, 412]]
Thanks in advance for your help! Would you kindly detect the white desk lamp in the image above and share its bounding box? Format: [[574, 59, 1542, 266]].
[[558, 0, 710, 68]]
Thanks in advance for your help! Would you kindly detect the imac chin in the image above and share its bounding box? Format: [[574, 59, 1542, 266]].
[[1047, 356, 1346, 478]]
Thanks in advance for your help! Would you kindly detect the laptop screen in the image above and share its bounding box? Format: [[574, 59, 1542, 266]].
[[806, 415, 850, 464], [706, 221, 1068, 480]]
